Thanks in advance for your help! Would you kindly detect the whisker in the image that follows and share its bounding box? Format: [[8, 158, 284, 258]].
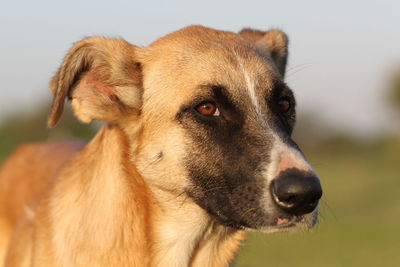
[[286, 62, 315, 73], [238, 206, 259, 222], [286, 65, 313, 79], [319, 199, 336, 220]]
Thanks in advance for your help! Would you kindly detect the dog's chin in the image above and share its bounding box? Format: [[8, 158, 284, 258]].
[[245, 209, 319, 234]]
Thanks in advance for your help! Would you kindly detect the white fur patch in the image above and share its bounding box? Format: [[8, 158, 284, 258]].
[[243, 70, 260, 112], [235, 52, 260, 113], [265, 134, 315, 183], [24, 206, 35, 221]]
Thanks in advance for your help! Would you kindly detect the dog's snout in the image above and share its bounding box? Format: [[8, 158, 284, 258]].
[[271, 171, 322, 216]]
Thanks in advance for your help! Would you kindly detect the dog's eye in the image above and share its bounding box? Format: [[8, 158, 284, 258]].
[[195, 102, 220, 117], [278, 98, 291, 113]]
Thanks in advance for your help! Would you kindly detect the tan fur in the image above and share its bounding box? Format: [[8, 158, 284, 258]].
[[0, 25, 295, 266], [0, 141, 85, 265], [0, 127, 245, 267]]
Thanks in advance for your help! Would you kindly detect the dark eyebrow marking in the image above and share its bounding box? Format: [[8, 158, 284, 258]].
[[272, 80, 287, 93], [176, 84, 243, 124], [211, 85, 237, 111], [268, 80, 291, 101], [193, 84, 238, 111], [210, 85, 244, 124]]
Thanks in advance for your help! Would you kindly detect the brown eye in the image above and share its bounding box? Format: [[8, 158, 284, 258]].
[[278, 98, 291, 113], [195, 102, 220, 116]]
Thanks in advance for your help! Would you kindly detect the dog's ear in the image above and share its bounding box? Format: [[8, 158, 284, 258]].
[[239, 28, 288, 77], [48, 37, 143, 127]]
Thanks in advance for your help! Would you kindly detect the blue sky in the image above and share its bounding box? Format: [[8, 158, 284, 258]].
[[1, 0, 399, 137]]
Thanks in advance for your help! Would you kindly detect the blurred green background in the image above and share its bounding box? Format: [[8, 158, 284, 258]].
[[0, 72, 399, 266]]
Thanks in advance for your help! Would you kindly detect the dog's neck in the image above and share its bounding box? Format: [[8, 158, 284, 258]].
[[49, 125, 244, 266], [148, 184, 245, 267]]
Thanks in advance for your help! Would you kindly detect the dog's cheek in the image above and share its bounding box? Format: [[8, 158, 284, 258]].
[[134, 125, 191, 190], [182, 122, 275, 228]]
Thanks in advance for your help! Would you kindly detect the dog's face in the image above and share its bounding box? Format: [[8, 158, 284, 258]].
[[48, 26, 322, 233]]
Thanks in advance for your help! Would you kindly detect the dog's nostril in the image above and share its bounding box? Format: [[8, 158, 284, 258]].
[[281, 194, 296, 203], [271, 175, 322, 216], [275, 193, 297, 208]]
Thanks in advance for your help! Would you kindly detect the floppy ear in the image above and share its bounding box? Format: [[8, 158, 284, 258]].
[[48, 37, 143, 127], [239, 28, 288, 77]]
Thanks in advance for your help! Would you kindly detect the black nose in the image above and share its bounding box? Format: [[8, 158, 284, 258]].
[[271, 172, 322, 216]]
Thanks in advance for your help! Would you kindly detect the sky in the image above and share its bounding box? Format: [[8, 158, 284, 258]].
[[1, 0, 399, 138]]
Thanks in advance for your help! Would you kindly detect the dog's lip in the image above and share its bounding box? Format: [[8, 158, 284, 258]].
[[275, 215, 300, 228]]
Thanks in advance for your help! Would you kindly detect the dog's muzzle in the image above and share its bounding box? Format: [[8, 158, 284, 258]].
[[270, 169, 322, 216]]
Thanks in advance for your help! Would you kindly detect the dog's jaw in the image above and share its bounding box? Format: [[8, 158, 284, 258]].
[[244, 208, 319, 234]]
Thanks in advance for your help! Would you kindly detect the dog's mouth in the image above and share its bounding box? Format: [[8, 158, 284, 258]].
[[237, 207, 319, 233], [275, 215, 298, 228], [254, 209, 318, 233], [185, 183, 319, 231]]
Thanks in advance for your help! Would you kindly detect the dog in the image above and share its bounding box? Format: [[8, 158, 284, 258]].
[[0, 25, 322, 267]]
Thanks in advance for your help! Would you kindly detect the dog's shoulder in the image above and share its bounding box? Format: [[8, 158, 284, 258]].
[[0, 140, 86, 225]]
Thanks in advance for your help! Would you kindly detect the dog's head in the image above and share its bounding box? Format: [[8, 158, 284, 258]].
[[48, 25, 322, 232]]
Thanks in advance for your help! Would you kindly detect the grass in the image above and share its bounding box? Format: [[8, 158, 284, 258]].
[[235, 138, 400, 267]]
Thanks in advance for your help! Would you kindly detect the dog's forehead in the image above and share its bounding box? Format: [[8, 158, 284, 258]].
[[141, 26, 281, 115]]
